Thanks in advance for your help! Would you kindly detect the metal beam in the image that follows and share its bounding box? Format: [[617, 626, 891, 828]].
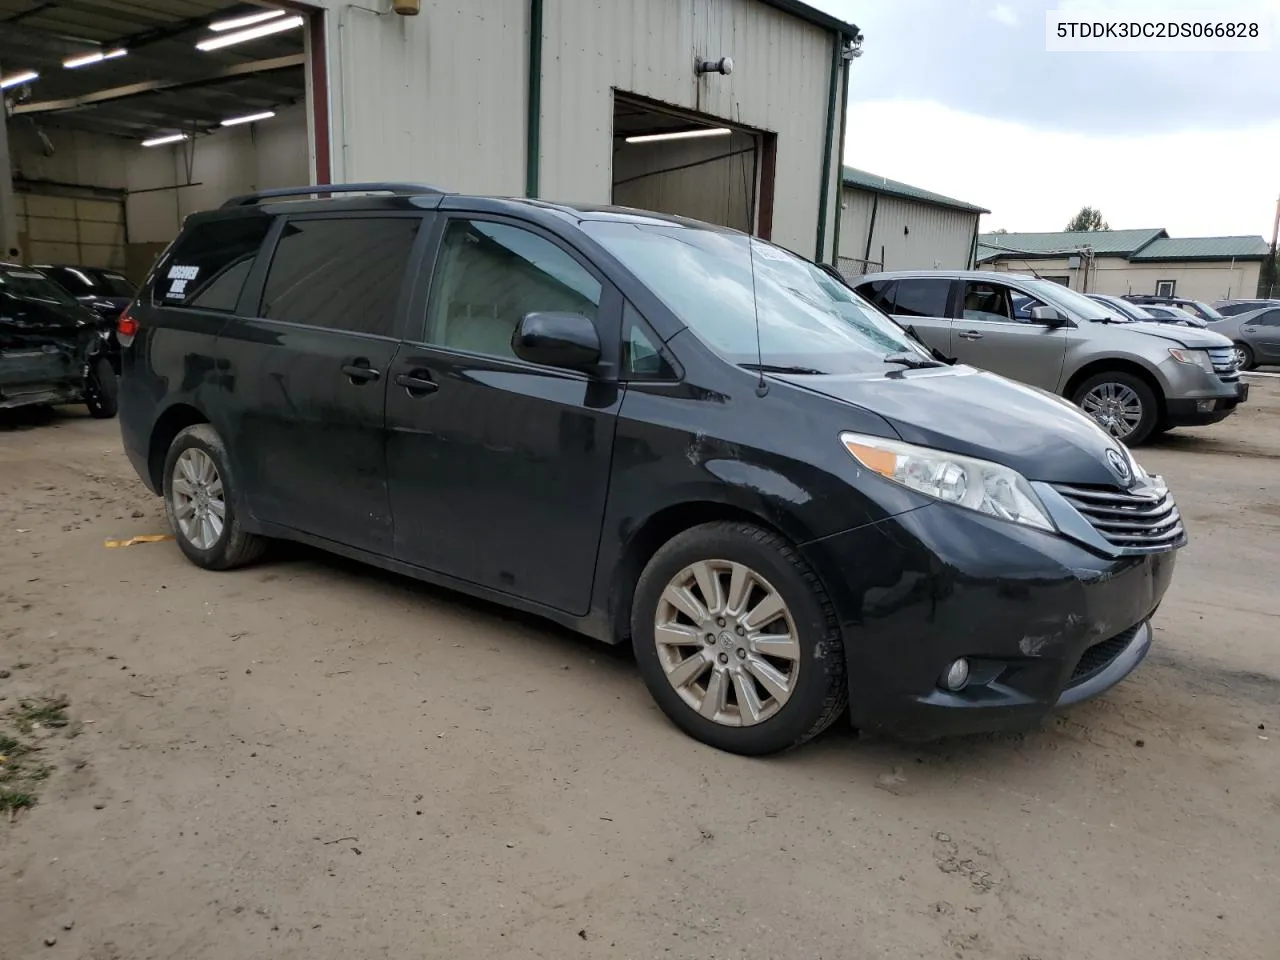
[[12, 54, 306, 115]]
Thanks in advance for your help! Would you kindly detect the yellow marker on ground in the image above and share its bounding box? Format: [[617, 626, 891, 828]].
[[103, 534, 175, 548]]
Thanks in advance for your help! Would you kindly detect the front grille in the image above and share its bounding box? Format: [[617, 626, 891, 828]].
[[1068, 624, 1141, 685], [1052, 482, 1185, 551], [1207, 346, 1238, 381]]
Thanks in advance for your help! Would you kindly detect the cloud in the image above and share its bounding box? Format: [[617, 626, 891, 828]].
[[988, 4, 1017, 26], [842, 99, 1280, 239]]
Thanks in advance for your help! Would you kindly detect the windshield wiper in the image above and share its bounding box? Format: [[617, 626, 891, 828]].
[[883, 352, 946, 370], [739, 362, 826, 375], [902, 324, 957, 365]]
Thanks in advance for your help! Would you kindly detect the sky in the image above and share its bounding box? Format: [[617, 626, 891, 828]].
[[810, 0, 1280, 239]]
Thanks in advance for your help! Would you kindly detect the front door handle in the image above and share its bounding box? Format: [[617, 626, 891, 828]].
[[957, 330, 984, 341], [395, 370, 439, 397], [342, 360, 381, 383]]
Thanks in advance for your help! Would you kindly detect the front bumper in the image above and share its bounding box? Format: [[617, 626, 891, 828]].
[[800, 502, 1177, 741], [1164, 381, 1247, 426], [1161, 362, 1247, 426]]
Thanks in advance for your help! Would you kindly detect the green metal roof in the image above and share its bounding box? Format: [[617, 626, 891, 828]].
[[1129, 236, 1271, 262], [760, 0, 860, 36], [976, 228, 1166, 261], [842, 167, 989, 215]]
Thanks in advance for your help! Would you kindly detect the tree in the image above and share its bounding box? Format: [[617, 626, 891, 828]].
[[989, 228, 1008, 235], [1065, 206, 1110, 232]]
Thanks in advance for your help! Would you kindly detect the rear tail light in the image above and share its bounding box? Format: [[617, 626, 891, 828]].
[[117, 307, 140, 348]]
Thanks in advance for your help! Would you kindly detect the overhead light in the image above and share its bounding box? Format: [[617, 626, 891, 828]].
[[209, 8, 286, 32], [0, 70, 38, 90], [221, 110, 275, 127], [142, 133, 188, 147], [63, 48, 127, 69], [625, 127, 732, 144], [196, 14, 303, 51]]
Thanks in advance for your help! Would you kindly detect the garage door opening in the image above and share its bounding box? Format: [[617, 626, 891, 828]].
[[1, 2, 325, 281], [611, 93, 776, 239]]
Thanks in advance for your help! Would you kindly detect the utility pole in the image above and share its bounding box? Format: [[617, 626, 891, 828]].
[[1268, 194, 1279, 298]]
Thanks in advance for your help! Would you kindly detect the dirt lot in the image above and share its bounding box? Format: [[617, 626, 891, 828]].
[[2, 379, 1278, 960]]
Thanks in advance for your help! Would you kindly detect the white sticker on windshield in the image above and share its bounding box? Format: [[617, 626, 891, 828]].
[[751, 241, 789, 262]]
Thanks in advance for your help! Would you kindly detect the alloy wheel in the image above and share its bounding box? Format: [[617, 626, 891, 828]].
[[1232, 345, 1250, 369], [1080, 382, 1143, 440], [171, 448, 226, 550], [652, 559, 800, 727]]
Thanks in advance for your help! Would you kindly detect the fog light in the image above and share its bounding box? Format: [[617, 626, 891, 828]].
[[942, 658, 970, 691], [1196, 399, 1215, 412]]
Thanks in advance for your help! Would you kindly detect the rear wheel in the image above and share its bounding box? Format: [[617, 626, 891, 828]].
[[84, 355, 119, 419], [163, 424, 266, 570], [1072, 371, 1159, 446], [1233, 342, 1255, 371], [631, 521, 847, 756]]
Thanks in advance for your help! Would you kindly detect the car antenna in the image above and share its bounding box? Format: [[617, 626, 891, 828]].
[[748, 231, 768, 398]]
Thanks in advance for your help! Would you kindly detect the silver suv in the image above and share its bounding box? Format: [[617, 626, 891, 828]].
[[853, 270, 1247, 445]]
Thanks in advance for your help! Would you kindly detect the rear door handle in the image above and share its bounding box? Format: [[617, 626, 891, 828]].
[[341, 361, 381, 383], [958, 330, 984, 341], [395, 370, 439, 397]]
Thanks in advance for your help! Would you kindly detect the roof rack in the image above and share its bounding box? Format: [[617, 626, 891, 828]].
[[220, 182, 447, 208]]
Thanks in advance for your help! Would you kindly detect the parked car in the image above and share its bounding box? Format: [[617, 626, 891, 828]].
[[1084, 293, 1208, 327], [1207, 305, 1280, 370], [1213, 298, 1280, 317], [1133, 303, 1208, 328], [118, 185, 1183, 755], [35, 264, 137, 322], [0, 262, 119, 417], [1122, 294, 1225, 324], [853, 270, 1244, 446]]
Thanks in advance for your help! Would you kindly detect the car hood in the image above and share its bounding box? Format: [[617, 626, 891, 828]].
[[1122, 321, 1232, 348], [775, 365, 1132, 485]]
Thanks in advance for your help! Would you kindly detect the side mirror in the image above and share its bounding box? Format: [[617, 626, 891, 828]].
[[512, 312, 602, 371], [1030, 305, 1067, 328]]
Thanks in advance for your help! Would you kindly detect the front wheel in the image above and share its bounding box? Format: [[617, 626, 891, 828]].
[[163, 424, 266, 570], [1233, 342, 1255, 371], [84, 354, 119, 419], [1072, 372, 1159, 446], [631, 521, 847, 755]]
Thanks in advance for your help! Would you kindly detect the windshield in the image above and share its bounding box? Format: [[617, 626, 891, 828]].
[[1020, 278, 1132, 322], [1189, 301, 1225, 321], [0, 267, 83, 309], [583, 221, 927, 373], [90, 270, 136, 298]]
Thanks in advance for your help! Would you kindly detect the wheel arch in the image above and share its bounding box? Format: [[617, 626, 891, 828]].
[[1063, 358, 1165, 408], [148, 402, 210, 492]]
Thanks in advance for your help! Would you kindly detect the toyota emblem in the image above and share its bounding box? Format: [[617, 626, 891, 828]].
[[1105, 447, 1132, 483]]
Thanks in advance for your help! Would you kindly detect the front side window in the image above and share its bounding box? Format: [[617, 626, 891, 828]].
[[424, 219, 601, 360], [155, 214, 271, 312], [261, 217, 421, 336], [582, 221, 925, 374], [961, 282, 1016, 323]]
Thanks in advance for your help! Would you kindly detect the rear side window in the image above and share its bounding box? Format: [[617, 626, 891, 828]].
[[156, 215, 271, 311], [858, 279, 897, 313], [892, 278, 952, 318], [261, 217, 420, 337], [1256, 310, 1280, 327]]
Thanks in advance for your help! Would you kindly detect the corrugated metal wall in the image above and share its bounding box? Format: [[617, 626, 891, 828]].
[[837, 188, 978, 271], [319, 0, 842, 259]]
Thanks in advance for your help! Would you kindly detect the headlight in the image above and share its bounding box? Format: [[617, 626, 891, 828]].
[[840, 432, 1056, 532], [1168, 348, 1213, 372]]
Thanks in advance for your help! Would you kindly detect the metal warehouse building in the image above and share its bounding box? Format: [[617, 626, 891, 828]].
[[1, 0, 861, 275], [836, 166, 989, 279]]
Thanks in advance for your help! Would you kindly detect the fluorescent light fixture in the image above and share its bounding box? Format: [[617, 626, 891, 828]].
[[0, 70, 38, 90], [196, 14, 303, 51], [142, 133, 189, 147], [63, 48, 127, 69], [220, 110, 275, 127], [209, 8, 286, 31], [625, 127, 732, 144]]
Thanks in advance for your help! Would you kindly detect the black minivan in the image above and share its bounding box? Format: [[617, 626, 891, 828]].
[[117, 184, 1183, 754]]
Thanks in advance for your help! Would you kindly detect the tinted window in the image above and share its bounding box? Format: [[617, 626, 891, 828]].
[[1255, 310, 1280, 327], [44, 267, 95, 296], [892, 278, 950, 318], [424, 219, 601, 360], [858, 279, 897, 313], [623, 304, 676, 380], [262, 217, 420, 336], [91, 270, 135, 298], [156, 215, 271, 311]]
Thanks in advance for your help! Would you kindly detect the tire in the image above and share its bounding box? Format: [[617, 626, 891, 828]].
[[631, 521, 847, 756], [1071, 371, 1159, 446], [162, 423, 266, 570], [1233, 342, 1256, 371], [84, 355, 119, 419]]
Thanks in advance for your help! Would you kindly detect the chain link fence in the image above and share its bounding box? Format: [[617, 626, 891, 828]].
[[834, 256, 883, 283]]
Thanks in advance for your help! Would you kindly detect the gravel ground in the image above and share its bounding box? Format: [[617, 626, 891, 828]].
[[1, 378, 1277, 960]]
